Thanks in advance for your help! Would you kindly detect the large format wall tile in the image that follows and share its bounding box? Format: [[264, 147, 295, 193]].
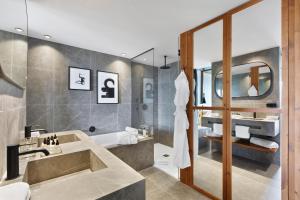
[[90, 104, 118, 134], [157, 62, 179, 147], [27, 38, 133, 134], [27, 104, 53, 133], [28, 38, 53, 71], [27, 67, 54, 105], [53, 104, 90, 132], [118, 104, 132, 131]]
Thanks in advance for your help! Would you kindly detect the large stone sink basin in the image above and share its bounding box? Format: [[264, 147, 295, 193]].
[[38, 134, 80, 147], [23, 150, 107, 185]]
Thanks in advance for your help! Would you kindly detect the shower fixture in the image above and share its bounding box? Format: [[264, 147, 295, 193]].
[[160, 55, 171, 69]]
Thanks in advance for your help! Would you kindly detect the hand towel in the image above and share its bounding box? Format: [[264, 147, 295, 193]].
[[235, 125, 250, 139], [0, 182, 30, 200], [118, 133, 138, 145], [125, 127, 138, 135], [213, 123, 223, 136], [266, 116, 279, 120], [250, 137, 279, 149]]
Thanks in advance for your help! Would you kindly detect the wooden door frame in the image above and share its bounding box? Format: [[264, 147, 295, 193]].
[[179, 0, 296, 199]]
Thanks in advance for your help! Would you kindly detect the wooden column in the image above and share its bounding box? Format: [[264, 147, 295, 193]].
[[179, 31, 194, 186], [281, 0, 289, 199], [286, 0, 300, 199], [222, 14, 232, 200]]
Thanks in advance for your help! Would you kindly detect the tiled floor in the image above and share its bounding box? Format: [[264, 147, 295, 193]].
[[140, 167, 209, 200], [153, 143, 281, 200], [194, 155, 281, 200]]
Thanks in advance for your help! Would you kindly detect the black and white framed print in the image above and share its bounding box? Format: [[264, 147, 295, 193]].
[[68, 66, 91, 91], [97, 71, 119, 104], [143, 78, 154, 104]]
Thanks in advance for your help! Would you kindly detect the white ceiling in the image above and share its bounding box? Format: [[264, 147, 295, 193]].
[[0, 0, 27, 35], [194, 0, 281, 68], [0, 0, 252, 66]]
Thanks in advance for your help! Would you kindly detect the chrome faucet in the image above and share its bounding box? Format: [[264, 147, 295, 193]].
[[6, 145, 50, 180]]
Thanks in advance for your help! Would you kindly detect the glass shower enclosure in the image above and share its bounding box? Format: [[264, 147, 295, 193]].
[[131, 48, 158, 138]]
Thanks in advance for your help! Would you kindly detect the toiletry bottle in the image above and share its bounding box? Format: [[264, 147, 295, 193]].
[[143, 129, 147, 137], [23, 126, 32, 151]]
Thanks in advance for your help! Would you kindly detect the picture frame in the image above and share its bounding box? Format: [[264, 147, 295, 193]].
[[143, 78, 154, 104], [97, 71, 119, 104], [68, 66, 92, 91]]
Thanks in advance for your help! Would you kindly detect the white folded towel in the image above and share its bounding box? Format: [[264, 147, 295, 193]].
[[213, 123, 223, 136], [235, 125, 250, 139], [266, 115, 279, 120], [250, 137, 279, 149], [0, 182, 30, 200], [206, 113, 220, 117], [118, 133, 138, 145], [125, 127, 138, 135]]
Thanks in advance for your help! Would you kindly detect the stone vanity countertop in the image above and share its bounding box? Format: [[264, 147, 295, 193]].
[[1, 130, 145, 200], [203, 115, 279, 122]]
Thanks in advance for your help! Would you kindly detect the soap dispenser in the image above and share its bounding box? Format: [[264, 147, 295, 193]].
[[21, 126, 32, 152]]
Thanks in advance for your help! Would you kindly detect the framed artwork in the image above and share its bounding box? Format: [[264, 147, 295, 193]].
[[143, 78, 154, 104], [68, 66, 91, 91], [97, 71, 119, 104]]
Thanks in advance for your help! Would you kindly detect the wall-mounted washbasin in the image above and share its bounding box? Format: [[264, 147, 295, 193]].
[[38, 134, 80, 147], [23, 150, 107, 185]]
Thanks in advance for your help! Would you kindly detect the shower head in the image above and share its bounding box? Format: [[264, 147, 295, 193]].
[[160, 55, 170, 69]]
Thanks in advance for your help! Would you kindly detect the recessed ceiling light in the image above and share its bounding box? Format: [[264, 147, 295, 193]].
[[121, 53, 127, 57], [15, 28, 24, 32], [44, 35, 52, 39], [143, 58, 147, 61]]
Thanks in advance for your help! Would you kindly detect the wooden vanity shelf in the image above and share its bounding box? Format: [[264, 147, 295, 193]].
[[203, 136, 278, 153]]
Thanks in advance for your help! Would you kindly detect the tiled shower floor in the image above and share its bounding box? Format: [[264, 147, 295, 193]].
[[154, 143, 178, 179]]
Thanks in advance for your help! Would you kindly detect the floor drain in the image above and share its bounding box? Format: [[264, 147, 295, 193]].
[[163, 154, 170, 157]]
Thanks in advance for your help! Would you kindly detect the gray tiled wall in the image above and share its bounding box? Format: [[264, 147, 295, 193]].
[[27, 38, 132, 134], [157, 62, 179, 147], [0, 30, 27, 178]]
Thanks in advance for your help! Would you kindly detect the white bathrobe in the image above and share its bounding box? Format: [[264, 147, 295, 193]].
[[173, 71, 191, 169]]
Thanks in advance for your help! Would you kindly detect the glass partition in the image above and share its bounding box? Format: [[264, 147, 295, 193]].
[[193, 20, 223, 199], [131, 49, 157, 138], [231, 0, 281, 109], [231, 0, 282, 199]]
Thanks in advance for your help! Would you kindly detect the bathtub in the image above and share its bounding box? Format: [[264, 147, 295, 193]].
[[90, 131, 146, 148], [90, 131, 154, 170]]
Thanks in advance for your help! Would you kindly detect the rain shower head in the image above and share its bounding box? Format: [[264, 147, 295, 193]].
[[160, 55, 170, 69]]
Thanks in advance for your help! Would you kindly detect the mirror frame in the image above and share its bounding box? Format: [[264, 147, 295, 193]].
[[214, 61, 274, 100]]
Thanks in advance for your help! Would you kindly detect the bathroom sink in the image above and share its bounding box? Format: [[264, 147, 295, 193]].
[[38, 134, 80, 147], [254, 118, 265, 121], [238, 117, 265, 121], [23, 150, 107, 185]]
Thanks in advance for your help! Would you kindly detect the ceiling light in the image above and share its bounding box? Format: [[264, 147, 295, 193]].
[[143, 58, 147, 61], [121, 53, 127, 57], [15, 28, 24, 32], [44, 35, 52, 39]]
